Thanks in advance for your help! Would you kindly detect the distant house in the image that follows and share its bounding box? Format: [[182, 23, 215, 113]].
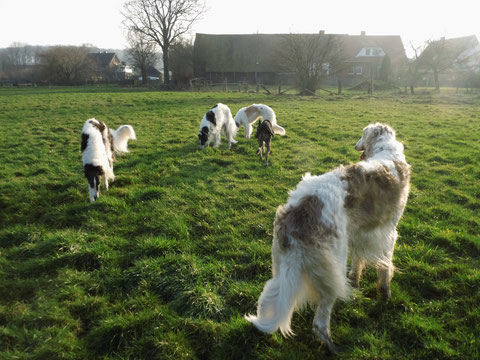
[[193, 32, 407, 85], [88, 52, 131, 82], [338, 31, 407, 81], [418, 35, 480, 87]]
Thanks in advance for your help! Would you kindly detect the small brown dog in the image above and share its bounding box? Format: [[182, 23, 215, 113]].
[[255, 119, 275, 166]]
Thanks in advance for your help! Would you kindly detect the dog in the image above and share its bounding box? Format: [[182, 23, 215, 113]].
[[234, 104, 286, 139], [245, 123, 410, 353], [81, 118, 136, 202], [255, 119, 275, 167], [198, 103, 238, 149]]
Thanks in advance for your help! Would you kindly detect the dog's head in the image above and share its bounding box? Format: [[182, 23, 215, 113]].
[[355, 123, 395, 160], [198, 126, 209, 149]]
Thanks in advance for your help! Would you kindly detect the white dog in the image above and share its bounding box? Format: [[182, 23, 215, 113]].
[[198, 103, 238, 149], [245, 123, 410, 353], [234, 104, 286, 139], [81, 118, 136, 202]]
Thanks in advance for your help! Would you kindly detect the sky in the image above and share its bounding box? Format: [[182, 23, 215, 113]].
[[0, 0, 478, 57]]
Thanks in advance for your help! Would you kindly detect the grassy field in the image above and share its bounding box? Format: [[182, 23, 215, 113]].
[[0, 86, 479, 359]]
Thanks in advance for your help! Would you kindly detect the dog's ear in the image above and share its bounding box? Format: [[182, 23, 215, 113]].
[[382, 125, 394, 136]]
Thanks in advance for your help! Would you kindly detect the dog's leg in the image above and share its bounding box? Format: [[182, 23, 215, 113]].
[[376, 266, 393, 299], [246, 123, 253, 139], [265, 138, 271, 167], [213, 132, 221, 148], [313, 295, 338, 354], [349, 255, 365, 288], [376, 229, 397, 299]]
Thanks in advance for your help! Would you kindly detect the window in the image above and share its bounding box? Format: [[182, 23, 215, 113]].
[[355, 66, 362, 75], [349, 67, 355, 75]]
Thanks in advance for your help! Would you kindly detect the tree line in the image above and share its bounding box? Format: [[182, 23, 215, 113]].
[[2, 0, 479, 92]]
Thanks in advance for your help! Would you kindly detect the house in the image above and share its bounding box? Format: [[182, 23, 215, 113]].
[[193, 31, 407, 85], [417, 35, 480, 87], [338, 31, 407, 82], [87, 52, 131, 82]]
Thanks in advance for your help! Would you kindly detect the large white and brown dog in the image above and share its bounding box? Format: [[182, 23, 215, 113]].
[[234, 104, 286, 139], [245, 123, 410, 353], [81, 118, 136, 202], [198, 103, 238, 149]]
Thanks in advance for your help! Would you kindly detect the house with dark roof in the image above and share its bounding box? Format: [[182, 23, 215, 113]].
[[87, 52, 131, 82], [193, 31, 407, 85], [417, 35, 480, 87]]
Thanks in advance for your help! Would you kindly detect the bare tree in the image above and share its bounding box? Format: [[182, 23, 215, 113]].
[[277, 33, 345, 95], [122, 0, 206, 86], [416, 36, 477, 92], [126, 30, 159, 84], [38, 46, 94, 85], [399, 43, 427, 94]]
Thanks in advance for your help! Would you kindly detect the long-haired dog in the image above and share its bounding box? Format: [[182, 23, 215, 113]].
[[255, 119, 275, 167], [245, 123, 410, 353], [234, 104, 286, 139], [198, 103, 238, 149], [81, 118, 136, 202]]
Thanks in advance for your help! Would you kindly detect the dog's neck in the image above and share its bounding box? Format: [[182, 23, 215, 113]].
[[365, 136, 405, 163]]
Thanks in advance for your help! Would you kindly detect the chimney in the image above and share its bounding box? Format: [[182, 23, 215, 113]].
[[319, 30, 325, 35], [361, 30, 366, 36]]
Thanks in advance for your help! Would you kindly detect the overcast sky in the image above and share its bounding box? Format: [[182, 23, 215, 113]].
[[1, 0, 478, 57]]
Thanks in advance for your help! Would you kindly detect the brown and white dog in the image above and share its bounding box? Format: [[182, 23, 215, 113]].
[[81, 118, 136, 202], [245, 123, 410, 353], [255, 119, 275, 166]]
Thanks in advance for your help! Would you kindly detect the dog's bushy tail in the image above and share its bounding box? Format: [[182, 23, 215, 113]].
[[272, 124, 286, 136], [111, 125, 136, 154], [245, 256, 302, 336]]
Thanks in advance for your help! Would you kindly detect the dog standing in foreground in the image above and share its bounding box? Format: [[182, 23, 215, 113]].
[[234, 104, 286, 139], [255, 119, 275, 167], [198, 103, 238, 149], [81, 118, 136, 202], [245, 123, 410, 353]]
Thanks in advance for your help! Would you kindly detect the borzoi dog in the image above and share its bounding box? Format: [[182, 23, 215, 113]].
[[198, 103, 238, 149], [245, 123, 410, 353], [255, 119, 275, 167], [81, 118, 136, 202], [234, 104, 286, 139]]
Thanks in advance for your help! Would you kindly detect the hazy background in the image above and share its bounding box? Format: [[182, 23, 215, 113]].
[[0, 0, 478, 56]]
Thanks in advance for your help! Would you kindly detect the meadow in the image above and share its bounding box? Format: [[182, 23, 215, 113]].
[[0, 86, 479, 359]]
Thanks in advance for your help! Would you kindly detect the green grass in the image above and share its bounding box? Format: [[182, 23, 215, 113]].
[[0, 86, 479, 359]]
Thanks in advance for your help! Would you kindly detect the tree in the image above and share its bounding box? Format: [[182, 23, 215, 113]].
[[416, 36, 477, 92], [379, 55, 392, 83], [169, 38, 193, 87], [38, 46, 94, 85], [277, 33, 345, 95], [122, 0, 206, 86], [125, 30, 159, 84]]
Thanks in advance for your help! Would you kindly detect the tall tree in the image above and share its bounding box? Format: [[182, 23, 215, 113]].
[[125, 30, 159, 84], [122, 0, 206, 86], [277, 33, 345, 95]]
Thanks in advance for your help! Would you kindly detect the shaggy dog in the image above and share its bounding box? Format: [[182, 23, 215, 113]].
[[81, 118, 136, 202], [234, 104, 286, 139], [255, 119, 275, 167], [245, 123, 410, 353], [198, 103, 238, 149]]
